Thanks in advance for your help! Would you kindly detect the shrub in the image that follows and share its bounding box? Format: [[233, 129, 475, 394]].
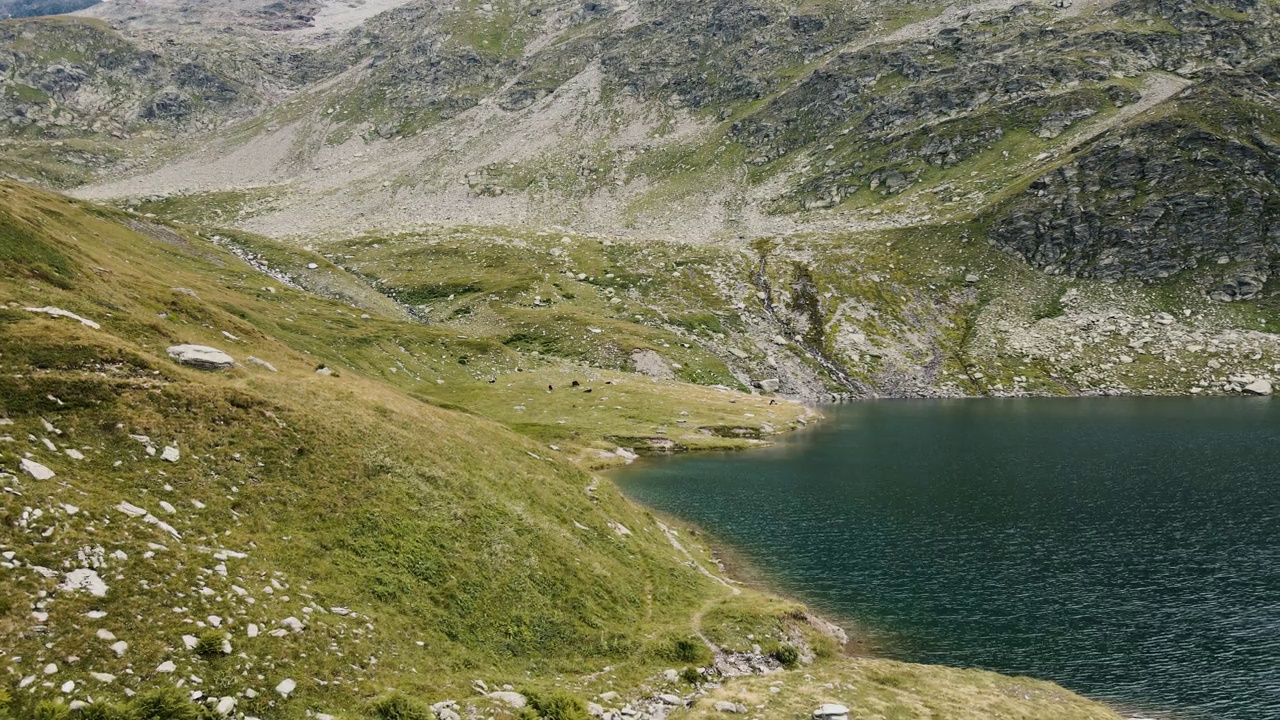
[[32, 702, 71, 720], [667, 636, 712, 666], [773, 644, 800, 669], [367, 694, 433, 720], [131, 688, 200, 720], [679, 666, 702, 685], [194, 630, 228, 658], [71, 703, 131, 720], [525, 690, 589, 720]]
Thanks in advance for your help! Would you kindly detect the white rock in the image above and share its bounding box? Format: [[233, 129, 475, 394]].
[[156, 660, 176, 673], [116, 502, 148, 517], [61, 680, 75, 693], [813, 703, 850, 719], [61, 568, 109, 597], [43, 663, 58, 675], [489, 691, 527, 709], [275, 678, 296, 697], [19, 458, 55, 480], [166, 345, 235, 371], [246, 356, 278, 372], [65, 449, 84, 460], [24, 306, 100, 329], [161, 446, 180, 463], [215, 696, 237, 716], [714, 700, 747, 714], [280, 616, 304, 632], [207, 615, 222, 628], [657, 694, 682, 705], [96, 628, 117, 641], [1243, 379, 1273, 396], [247, 623, 260, 638], [90, 672, 116, 683], [159, 501, 177, 514], [110, 640, 128, 656], [182, 635, 199, 649]]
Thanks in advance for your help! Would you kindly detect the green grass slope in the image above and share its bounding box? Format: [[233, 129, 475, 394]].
[[0, 182, 1125, 720]]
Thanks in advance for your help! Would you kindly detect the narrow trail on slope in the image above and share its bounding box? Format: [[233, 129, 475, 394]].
[[1061, 72, 1193, 153], [657, 521, 739, 654]]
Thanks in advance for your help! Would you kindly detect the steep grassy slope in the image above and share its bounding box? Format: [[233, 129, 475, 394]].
[[0, 183, 1134, 719]]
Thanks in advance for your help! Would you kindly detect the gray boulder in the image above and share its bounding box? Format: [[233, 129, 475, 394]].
[[166, 345, 235, 370], [1243, 379, 1273, 396]]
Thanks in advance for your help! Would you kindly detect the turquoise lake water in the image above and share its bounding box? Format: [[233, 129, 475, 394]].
[[614, 398, 1280, 719]]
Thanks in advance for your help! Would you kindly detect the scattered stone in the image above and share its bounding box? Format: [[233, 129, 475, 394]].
[[246, 356, 278, 372], [90, 672, 116, 683], [166, 345, 235, 371], [19, 458, 55, 480], [813, 703, 849, 719], [24, 307, 100, 329], [276, 678, 296, 697], [110, 641, 128, 657], [161, 446, 180, 463], [156, 661, 176, 673], [714, 700, 748, 713], [756, 378, 781, 393], [489, 691, 527, 709], [658, 694, 682, 705], [215, 697, 236, 716], [61, 569, 109, 597]]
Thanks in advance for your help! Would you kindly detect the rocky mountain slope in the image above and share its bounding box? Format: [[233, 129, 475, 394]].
[[0, 0, 1263, 401]]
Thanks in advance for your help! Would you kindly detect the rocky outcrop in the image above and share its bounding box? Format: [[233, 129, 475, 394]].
[[990, 61, 1279, 295]]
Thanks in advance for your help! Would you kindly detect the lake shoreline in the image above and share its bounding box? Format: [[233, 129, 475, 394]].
[[613, 397, 1278, 720]]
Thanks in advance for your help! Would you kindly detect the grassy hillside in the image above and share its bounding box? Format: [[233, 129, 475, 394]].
[[0, 182, 1129, 719]]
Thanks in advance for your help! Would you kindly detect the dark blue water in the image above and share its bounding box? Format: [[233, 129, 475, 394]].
[[615, 398, 1280, 719]]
